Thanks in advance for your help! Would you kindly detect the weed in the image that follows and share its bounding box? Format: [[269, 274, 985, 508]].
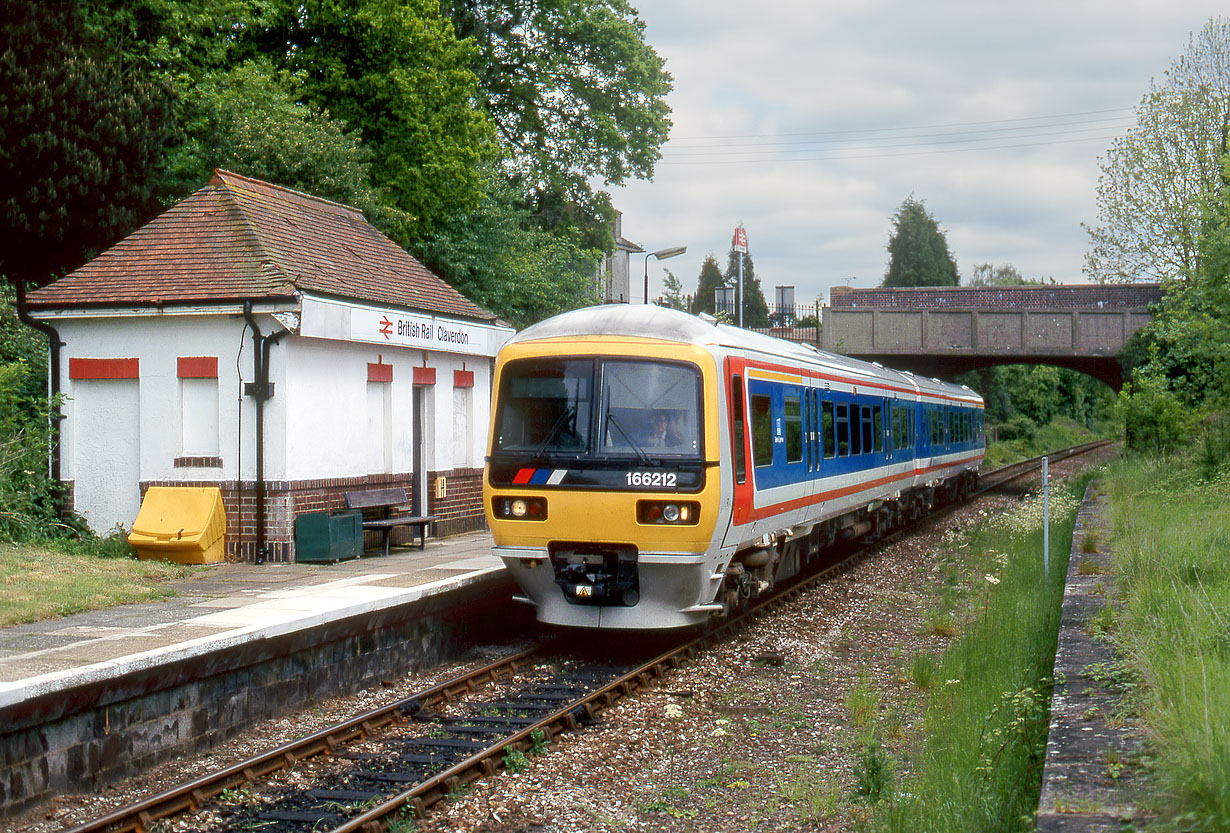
[[640, 785, 697, 819], [845, 676, 879, 727], [778, 770, 842, 822], [502, 747, 530, 774], [1076, 558, 1106, 575], [1081, 531, 1102, 553], [385, 806, 419, 833], [1087, 605, 1117, 638], [852, 735, 893, 804], [882, 709, 906, 740], [923, 614, 960, 638], [907, 653, 939, 690], [528, 727, 550, 756]]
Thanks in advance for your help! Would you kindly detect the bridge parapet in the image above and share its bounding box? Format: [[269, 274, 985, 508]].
[[821, 284, 1164, 389]]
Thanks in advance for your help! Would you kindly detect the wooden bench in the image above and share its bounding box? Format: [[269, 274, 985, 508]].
[[344, 487, 435, 555]]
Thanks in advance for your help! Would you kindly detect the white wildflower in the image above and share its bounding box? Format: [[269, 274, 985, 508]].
[[984, 574, 1000, 585], [946, 679, 961, 685]]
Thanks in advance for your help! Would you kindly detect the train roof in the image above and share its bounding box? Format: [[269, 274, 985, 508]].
[[508, 305, 982, 406]]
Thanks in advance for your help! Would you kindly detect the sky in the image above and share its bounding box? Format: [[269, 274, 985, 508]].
[[611, 1, 1227, 309]]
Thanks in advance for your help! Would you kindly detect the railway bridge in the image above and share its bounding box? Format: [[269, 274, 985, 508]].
[[820, 283, 1164, 390]]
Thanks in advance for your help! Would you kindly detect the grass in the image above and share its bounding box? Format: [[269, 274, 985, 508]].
[[0, 538, 191, 626], [982, 416, 1111, 469], [878, 474, 1090, 833], [1102, 455, 1230, 829]]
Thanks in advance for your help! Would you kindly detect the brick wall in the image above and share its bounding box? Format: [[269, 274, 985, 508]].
[[139, 468, 487, 563], [427, 467, 485, 537]]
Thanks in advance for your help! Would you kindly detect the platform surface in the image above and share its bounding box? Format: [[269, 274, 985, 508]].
[[0, 531, 502, 707]]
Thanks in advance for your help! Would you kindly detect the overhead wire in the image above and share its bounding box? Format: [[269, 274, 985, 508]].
[[658, 107, 1134, 165]]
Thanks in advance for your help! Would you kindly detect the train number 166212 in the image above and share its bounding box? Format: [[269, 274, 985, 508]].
[[625, 471, 678, 488]]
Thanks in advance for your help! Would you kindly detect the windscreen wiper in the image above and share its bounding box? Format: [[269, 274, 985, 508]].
[[605, 410, 654, 467], [530, 406, 576, 463]]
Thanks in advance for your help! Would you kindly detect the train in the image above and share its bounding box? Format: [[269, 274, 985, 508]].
[[483, 304, 985, 630]]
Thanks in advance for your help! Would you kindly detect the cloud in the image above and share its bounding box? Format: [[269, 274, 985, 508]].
[[616, 1, 1226, 304]]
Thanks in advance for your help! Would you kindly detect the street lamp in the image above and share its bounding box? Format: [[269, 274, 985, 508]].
[[644, 245, 687, 305]]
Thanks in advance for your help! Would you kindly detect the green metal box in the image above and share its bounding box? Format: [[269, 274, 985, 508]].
[[294, 510, 362, 563]]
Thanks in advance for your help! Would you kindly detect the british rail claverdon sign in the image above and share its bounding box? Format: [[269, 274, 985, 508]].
[[299, 295, 513, 358]]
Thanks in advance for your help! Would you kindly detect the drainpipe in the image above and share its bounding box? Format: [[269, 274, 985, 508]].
[[242, 302, 288, 564], [13, 279, 65, 483]]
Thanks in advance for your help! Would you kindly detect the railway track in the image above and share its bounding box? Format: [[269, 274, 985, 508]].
[[59, 441, 1110, 833]]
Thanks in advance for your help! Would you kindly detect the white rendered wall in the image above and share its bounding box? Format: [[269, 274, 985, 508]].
[[281, 336, 494, 481], [50, 311, 497, 533], [53, 314, 254, 533]]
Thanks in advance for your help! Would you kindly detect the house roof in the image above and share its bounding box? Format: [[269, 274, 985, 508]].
[[27, 170, 499, 322]]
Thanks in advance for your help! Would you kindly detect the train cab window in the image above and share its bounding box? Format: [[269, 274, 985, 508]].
[[822, 400, 835, 458], [731, 375, 746, 484], [874, 404, 884, 453], [751, 394, 773, 467], [835, 402, 850, 456], [860, 405, 874, 454], [495, 358, 593, 452], [784, 395, 803, 463]]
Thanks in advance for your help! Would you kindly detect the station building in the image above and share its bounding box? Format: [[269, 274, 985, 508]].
[[26, 170, 513, 562]]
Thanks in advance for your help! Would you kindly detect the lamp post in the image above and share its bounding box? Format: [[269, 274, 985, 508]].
[[644, 245, 687, 305]]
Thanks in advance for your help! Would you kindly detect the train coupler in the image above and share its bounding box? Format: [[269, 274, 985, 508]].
[[549, 543, 640, 606]]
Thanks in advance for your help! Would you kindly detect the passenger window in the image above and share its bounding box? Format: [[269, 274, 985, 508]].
[[731, 375, 746, 484], [874, 404, 884, 453], [822, 400, 835, 458], [835, 402, 850, 456], [751, 394, 773, 467], [784, 394, 803, 463], [860, 405, 873, 454]]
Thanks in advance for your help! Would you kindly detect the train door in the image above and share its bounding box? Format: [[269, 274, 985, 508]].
[[722, 360, 754, 548]]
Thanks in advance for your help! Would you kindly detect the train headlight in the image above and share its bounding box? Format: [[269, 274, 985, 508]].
[[493, 496, 548, 520], [636, 500, 700, 525]]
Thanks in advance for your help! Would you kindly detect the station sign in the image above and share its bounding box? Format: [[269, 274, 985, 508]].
[[299, 296, 513, 357]]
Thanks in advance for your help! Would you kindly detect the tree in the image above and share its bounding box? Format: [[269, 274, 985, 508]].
[[1127, 156, 1230, 407], [446, 0, 672, 233], [969, 263, 1031, 286], [659, 269, 686, 310], [725, 247, 769, 327], [691, 255, 726, 316], [1085, 16, 1230, 283], [883, 197, 959, 287], [247, 0, 495, 241], [414, 171, 598, 329], [0, 0, 171, 289], [161, 60, 386, 215]]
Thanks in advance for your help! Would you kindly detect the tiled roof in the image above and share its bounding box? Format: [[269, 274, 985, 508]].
[[27, 170, 498, 322]]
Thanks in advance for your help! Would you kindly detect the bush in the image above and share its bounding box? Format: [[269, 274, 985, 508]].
[[1117, 373, 1191, 455], [996, 415, 1037, 442], [0, 292, 81, 541], [1196, 412, 1230, 480]]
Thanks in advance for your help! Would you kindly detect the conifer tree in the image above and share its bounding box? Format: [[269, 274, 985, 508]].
[[883, 197, 960, 287]]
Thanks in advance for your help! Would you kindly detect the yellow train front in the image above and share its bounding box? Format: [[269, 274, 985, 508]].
[[484, 306, 728, 629]]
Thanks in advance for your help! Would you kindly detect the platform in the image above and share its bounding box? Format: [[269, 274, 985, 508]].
[[0, 531, 518, 817]]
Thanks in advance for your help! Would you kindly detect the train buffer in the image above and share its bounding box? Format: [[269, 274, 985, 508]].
[[344, 487, 436, 555]]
